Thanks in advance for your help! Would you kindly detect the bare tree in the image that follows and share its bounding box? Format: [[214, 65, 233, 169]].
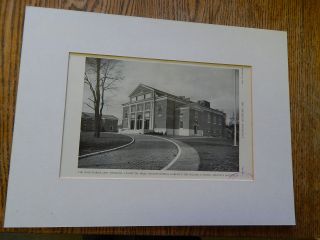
[[84, 58, 123, 137]]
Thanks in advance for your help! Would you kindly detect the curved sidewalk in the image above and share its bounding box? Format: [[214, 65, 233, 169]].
[[79, 134, 135, 159], [78, 134, 178, 170], [162, 138, 200, 171]]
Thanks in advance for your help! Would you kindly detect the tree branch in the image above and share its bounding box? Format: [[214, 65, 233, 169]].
[[88, 98, 95, 103], [85, 103, 95, 110], [84, 73, 97, 103]]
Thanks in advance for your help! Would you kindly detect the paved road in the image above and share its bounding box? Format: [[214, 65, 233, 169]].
[[79, 134, 178, 170]]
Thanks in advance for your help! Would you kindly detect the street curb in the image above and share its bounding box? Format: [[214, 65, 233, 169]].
[[78, 134, 135, 159]]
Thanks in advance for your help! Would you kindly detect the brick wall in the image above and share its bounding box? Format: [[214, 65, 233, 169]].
[[154, 99, 167, 129], [81, 118, 118, 132], [180, 108, 190, 130], [188, 109, 226, 137]]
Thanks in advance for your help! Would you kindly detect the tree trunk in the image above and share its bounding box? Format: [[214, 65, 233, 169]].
[[94, 58, 101, 138], [95, 115, 101, 137]]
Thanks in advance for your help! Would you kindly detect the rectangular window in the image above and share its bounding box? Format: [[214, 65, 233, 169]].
[[213, 116, 217, 124], [144, 111, 150, 130], [124, 108, 129, 118], [145, 93, 152, 99], [208, 113, 211, 123], [179, 112, 184, 128], [144, 119, 150, 129], [157, 104, 163, 116], [131, 105, 136, 112], [130, 120, 135, 129], [145, 102, 151, 110], [137, 95, 144, 101], [137, 114, 143, 130], [122, 119, 128, 129], [130, 113, 135, 129], [137, 104, 143, 112]]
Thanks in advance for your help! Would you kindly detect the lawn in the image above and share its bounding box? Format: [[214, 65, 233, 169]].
[[79, 132, 132, 156], [175, 137, 239, 172]]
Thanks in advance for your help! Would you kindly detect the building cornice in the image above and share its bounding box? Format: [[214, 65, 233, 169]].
[[122, 99, 154, 106], [177, 106, 225, 116], [124, 84, 226, 117]]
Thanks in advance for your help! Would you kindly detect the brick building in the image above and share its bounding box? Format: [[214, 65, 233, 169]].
[[120, 84, 226, 137], [81, 112, 118, 132]]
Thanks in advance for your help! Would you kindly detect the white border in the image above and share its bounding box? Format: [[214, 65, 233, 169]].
[[5, 7, 295, 227]]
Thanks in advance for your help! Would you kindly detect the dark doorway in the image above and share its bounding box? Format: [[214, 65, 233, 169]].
[[144, 119, 150, 129], [137, 115, 143, 129], [130, 120, 135, 129]]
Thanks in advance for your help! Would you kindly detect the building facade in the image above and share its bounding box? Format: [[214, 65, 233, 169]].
[[81, 112, 118, 132], [120, 84, 226, 137]]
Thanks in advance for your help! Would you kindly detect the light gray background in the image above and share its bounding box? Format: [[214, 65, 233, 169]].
[[5, 7, 294, 226]]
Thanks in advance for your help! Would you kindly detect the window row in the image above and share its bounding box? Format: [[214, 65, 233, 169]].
[[129, 113, 151, 130], [206, 113, 224, 125], [131, 93, 152, 102], [130, 102, 152, 112], [124, 111, 151, 120], [130, 118, 150, 130], [192, 111, 224, 125], [123, 103, 152, 118]]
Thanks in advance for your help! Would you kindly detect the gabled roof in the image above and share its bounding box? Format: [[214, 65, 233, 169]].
[[82, 112, 118, 120], [129, 83, 192, 103], [129, 84, 154, 97]]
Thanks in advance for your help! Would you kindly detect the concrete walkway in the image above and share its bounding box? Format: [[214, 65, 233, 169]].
[[163, 138, 200, 171]]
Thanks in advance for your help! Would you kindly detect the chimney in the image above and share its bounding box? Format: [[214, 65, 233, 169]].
[[197, 100, 210, 108]]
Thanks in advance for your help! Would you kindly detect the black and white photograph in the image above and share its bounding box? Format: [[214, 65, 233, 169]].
[[77, 56, 240, 173]]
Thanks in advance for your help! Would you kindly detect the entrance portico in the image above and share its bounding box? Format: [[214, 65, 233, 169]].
[[121, 84, 155, 134]]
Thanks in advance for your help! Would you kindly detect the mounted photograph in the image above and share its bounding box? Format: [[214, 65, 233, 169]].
[[61, 53, 253, 180], [5, 8, 295, 228]]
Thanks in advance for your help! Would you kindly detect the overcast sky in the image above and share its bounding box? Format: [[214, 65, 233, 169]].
[[82, 57, 239, 124]]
